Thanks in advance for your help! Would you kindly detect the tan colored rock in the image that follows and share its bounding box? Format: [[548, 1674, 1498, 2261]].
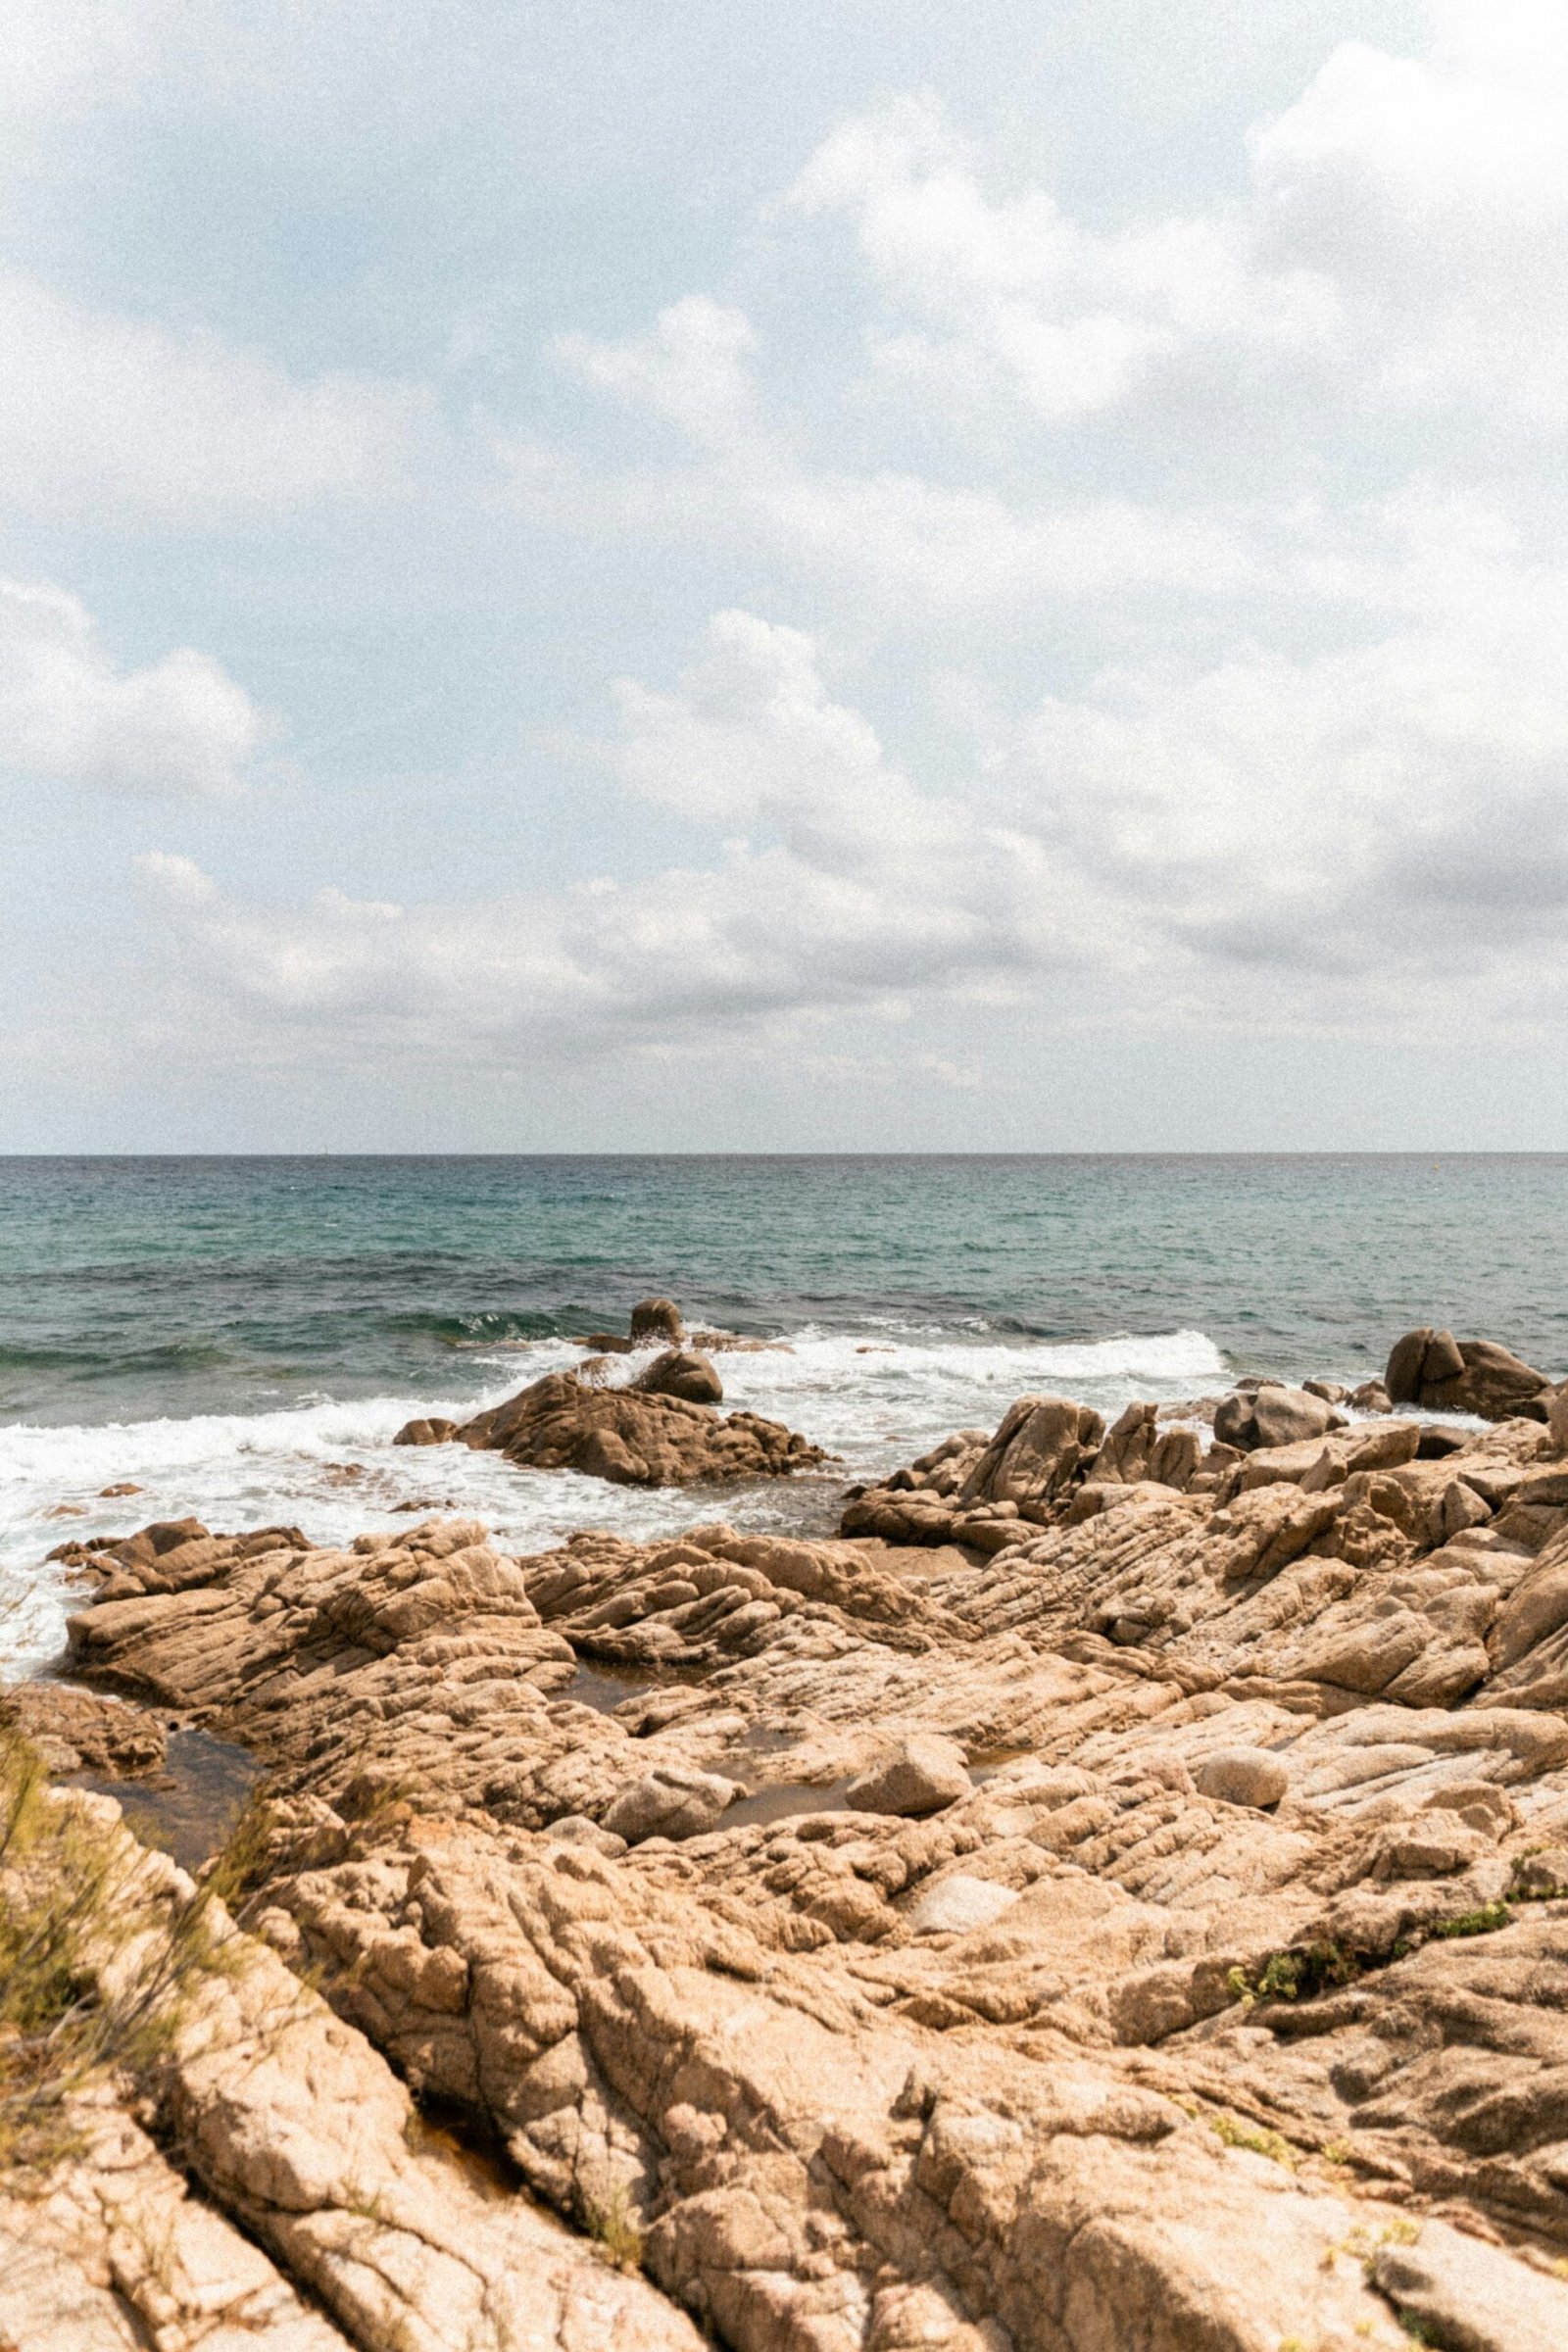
[[1214, 1383, 1338, 1451], [1386, 1325, 1555, 1419], [602, 1763, 737, 1843], [391, 1415, 458, 1446], [0, 1682, 166, 1778], [632, 1347, 723, 1404], [845, 1734, 971, 1817], [453, 1368, 823, 1486], [1194, 1748, 1289, 1809], [45, 1346, 1568, 2350]]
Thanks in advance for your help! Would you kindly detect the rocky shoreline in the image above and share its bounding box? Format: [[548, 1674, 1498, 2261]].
[[8, 1316, 1568, 2348]]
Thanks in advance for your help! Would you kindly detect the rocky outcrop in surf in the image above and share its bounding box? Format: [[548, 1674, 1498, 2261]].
[[1385, 1325, 1557, 1421], [398, 1365, 826, 1486], [33, 1318, 1568, 2352]]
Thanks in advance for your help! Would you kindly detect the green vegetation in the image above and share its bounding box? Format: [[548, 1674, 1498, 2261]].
[[1208, 2111, 1295, 2168], [588, 2182, 647, 2273], [0, 1730, 241, 2174], [1231, 1901, 1515, 2015], [1228, 1939, 1360, 2006], [1431, 1900, 1511, 1939]]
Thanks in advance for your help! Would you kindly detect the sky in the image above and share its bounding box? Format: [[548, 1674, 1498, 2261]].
[[4, 0, 1568, 1152]]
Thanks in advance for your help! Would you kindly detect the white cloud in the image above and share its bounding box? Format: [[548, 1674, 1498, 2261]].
[[553, 298, 760, 445], [132, 611, 1075, 1059], [779, 10, 1568, 430], [0, 269, 428, 520], [131, 580, 1568, 1076], [0, 579, 261, 793]]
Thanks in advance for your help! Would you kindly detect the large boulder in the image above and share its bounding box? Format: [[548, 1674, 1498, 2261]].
[[844, 1734, 971, 1817], [1088, 1401, 1201, 1490], [1213, 1383, 1337, 1452], [956, 1394, 1106, 1511], [1385, 1327, 1553, 1421], [453, 1369, 823, 1486], [633, 1348, 723, 1405]]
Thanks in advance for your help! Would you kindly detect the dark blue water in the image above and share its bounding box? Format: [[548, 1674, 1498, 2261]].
[[4, 1154, 1564, 1674], [4, 1154, 1566, 1427]]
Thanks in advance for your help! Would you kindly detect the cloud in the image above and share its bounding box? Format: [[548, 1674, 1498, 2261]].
[[1003, 515, 1568, 1012], [130, 577, 1568, 1081], [0, 579, 262, 794], [553, 298, 760, 445], [0, 269, 428, 520], [780, 10, 1568, 432], [131, 611, 1073, 1061]]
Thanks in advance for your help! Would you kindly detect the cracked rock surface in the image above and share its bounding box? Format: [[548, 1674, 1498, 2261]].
[[30, 1352, 1568, 2349]]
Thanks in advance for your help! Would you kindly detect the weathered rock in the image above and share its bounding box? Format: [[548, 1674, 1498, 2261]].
[[1214, 1383, 1338, 1451], [0, 1781, 703, 2352], [1087, 1401, 1201, 1491], [1386, 1325, 1555, 1419], [1194, 1747, 1289, 1808], [452, 1368, 823, 1486], [0, 1681, 167, 1778], [392, 1415, 459, 1446], [602, 1763, 736, 1842], [845, 1734, 971, 1817], [632, 1347, 723, 1405], [1549, 1383, 1568, 1453], [39, 1344, 1568, 2349]]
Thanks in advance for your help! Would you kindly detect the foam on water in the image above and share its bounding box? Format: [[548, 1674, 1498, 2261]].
[[0, 1322, 1229, 1676]]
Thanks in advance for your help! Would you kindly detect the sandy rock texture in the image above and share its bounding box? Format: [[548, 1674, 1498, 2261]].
[[46, 1338, 1568, 2351], [0, 1780, 702, 2352]]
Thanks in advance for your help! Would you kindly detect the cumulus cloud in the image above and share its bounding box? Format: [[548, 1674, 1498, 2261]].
[[0, 580, 262, 794], [0, 270, 427, 520], [129, 583, 1568, 1071], [784, 11, 1568, 429], [132, 611, 1074, 1059]]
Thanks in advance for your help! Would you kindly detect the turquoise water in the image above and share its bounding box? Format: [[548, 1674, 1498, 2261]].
[[3, 1154, 1565, 1669]]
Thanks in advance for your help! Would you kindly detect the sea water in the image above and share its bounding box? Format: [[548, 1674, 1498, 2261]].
[[4, 1154, 1566, 1673]]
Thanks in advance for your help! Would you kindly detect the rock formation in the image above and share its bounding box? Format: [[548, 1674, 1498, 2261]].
[[421, 1366, 825, 1486], [577, 1296, 790, 1355], [1386, 1326, 1556, 1421], [31, 1324, 1568, 2349]]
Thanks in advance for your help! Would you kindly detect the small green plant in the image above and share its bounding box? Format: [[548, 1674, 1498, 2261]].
[[0, 1730, 244, 2175], [1432, 1901, 1510, 1939], [1228, 1940, 1359, 2007], [588, 2183, 646, 2272], [1209, 2111, 1295, 2169]]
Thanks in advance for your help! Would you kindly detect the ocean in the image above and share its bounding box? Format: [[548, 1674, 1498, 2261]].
[[4, 1153, 1566, 1673]]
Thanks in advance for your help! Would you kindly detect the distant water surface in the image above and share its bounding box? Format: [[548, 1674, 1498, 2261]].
[[3, 1154, 1564, 1669]]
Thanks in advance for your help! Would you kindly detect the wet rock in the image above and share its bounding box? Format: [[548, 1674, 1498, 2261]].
[[392, 1415, 460, 1446]]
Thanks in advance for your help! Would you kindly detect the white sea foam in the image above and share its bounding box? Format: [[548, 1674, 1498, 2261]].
[[0, 1324, 1230, 1677]]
